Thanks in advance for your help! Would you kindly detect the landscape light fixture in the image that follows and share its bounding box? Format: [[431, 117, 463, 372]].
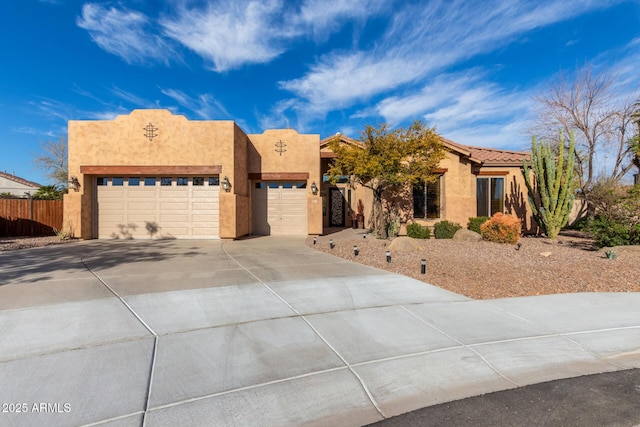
[[386, 250, 391, 263], [310, 181, 318, 195], [329, 239, 334, 249], [221, 176, 231, 192], [68, 176, 80, 192], [516, 242, 522, 251], [313, 236, 317, 245], [421, 259, 426, 275], [353, 245, 359, 256]]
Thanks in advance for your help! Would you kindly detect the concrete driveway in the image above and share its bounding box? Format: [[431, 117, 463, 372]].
[[1, 238, 639, 426]]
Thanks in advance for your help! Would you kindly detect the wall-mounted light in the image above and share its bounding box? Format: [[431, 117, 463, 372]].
[[221, 176, 231, 192], [311, 181, 318, 195], [68, 176, 80, 192]]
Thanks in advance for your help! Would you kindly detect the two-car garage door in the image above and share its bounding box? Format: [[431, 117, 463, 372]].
[[96, 176, 219, 239]]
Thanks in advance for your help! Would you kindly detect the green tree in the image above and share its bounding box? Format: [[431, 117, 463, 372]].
[[522, 131, 577, 239], [328, 120, 445, 237], [33, 136, 68, 186], [32, 185, 65, 200]]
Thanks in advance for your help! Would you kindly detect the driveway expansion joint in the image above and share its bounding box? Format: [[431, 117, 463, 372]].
[[80, 257, 159, 427], [221, 241, 388, 419]]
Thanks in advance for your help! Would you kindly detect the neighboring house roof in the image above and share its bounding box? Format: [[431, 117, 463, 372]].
[[321, 134, 529, 167], [0, 171, 41, 188]]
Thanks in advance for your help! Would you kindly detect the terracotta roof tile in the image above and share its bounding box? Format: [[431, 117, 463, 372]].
[[0, 171, 41, 188], [466, 146, 530, 164], [320, 134, 530, 165]]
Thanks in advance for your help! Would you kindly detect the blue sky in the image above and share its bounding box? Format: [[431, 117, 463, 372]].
[[2, 0, 639, 185]]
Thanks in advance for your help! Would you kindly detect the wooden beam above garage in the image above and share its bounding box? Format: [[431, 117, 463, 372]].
[[248, 172, 310, 180], [80, 165, 223, 175]]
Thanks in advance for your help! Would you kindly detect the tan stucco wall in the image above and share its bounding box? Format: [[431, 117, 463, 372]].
[[248, 129, 322, 235], [319, 142, 532, 234], [65, 109, 245, 239]]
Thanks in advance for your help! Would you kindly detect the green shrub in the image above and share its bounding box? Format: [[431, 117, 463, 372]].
[[406, 222, 431, 239], [566, 215, 589, 231], [480, 213, 522, 244], [468, 216, 490, 234], [587, 216, 639, 248], [433, 220, 462, 239]]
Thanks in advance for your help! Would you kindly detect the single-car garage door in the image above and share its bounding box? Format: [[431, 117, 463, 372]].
[[252, 181, 307, 235], [96, 176, 219, 239]]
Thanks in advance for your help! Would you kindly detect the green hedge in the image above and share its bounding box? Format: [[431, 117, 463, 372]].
[[406, 222, 431, 239], [433, 220, 462, 239], [468, 216, 490, 234]]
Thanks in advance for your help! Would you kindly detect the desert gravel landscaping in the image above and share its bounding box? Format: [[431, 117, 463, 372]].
[[0, 236, 75, 252], [308, 230, 640, 299]]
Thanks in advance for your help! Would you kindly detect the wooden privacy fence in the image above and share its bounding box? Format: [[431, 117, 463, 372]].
[[0, 199, 64, 237]]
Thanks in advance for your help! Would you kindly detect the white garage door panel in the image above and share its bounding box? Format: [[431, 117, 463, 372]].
[[252, 183, 307, 236], [97, 177, 219, 239]]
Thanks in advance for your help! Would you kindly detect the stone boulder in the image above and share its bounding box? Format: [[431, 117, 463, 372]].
[[452, 228, 482, 242], [389, 236, 423, 252]]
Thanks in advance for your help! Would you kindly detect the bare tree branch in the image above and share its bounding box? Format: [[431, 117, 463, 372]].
[[531, 65, 637, 193], [32, 136, 68, 186]]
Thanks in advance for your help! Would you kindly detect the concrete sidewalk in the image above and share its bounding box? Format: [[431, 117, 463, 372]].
[[0, 238, 639, 426]]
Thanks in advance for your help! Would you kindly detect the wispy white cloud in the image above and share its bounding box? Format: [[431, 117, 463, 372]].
[[77, 0, 389, 72], [279, 0, 622, 116], [110, 86, 153, 107], [295, 0, 389, 40], [160, 88, 230, 119], [366, 69, 535, 148], [12, 126, 45, 135], [77, 3, 176, 65], [257, 99, 303, 130], [160, 0, 293, 72]]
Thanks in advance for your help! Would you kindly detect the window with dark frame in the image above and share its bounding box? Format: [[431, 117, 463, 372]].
[[209, 177, 220, 186], [412, 176, 441, 219], [112, 177, 124, 186], [193, 177, 204, 186], [160, 177, 172, 186], [97, 177, 107, 186], [477, 177, 504, 217], [144, 177, 156, 186], [177, 177, 188, 186], [128, 177, 140, 186]]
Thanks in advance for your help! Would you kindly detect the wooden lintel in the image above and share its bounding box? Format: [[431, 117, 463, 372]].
[[80, 165, 223, 175], [475, 171, 510, 176], [248, 172, 310, 180]]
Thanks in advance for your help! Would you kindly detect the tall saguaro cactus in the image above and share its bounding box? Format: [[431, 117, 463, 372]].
[[522, 131, 576, 239]]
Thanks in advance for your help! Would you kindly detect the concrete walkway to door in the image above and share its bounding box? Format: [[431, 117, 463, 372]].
[[0, 237, 639, 426]]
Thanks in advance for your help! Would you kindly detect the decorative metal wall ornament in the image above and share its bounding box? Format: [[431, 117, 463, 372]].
[[144, 122, 158, 141], [274, 140, 287, 156]]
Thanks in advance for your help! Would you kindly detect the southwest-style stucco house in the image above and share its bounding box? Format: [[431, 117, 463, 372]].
[[0, 171, 40, 197], [64, 110, 322, 239], [63, 109, 532, 239], [320, 134, 533, 234]]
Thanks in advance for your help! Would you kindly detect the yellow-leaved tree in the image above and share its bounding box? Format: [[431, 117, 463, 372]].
[[328, 120, 445, 237]]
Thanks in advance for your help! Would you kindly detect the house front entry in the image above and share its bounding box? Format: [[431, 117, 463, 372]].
[[328, 187, 345, 227]]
